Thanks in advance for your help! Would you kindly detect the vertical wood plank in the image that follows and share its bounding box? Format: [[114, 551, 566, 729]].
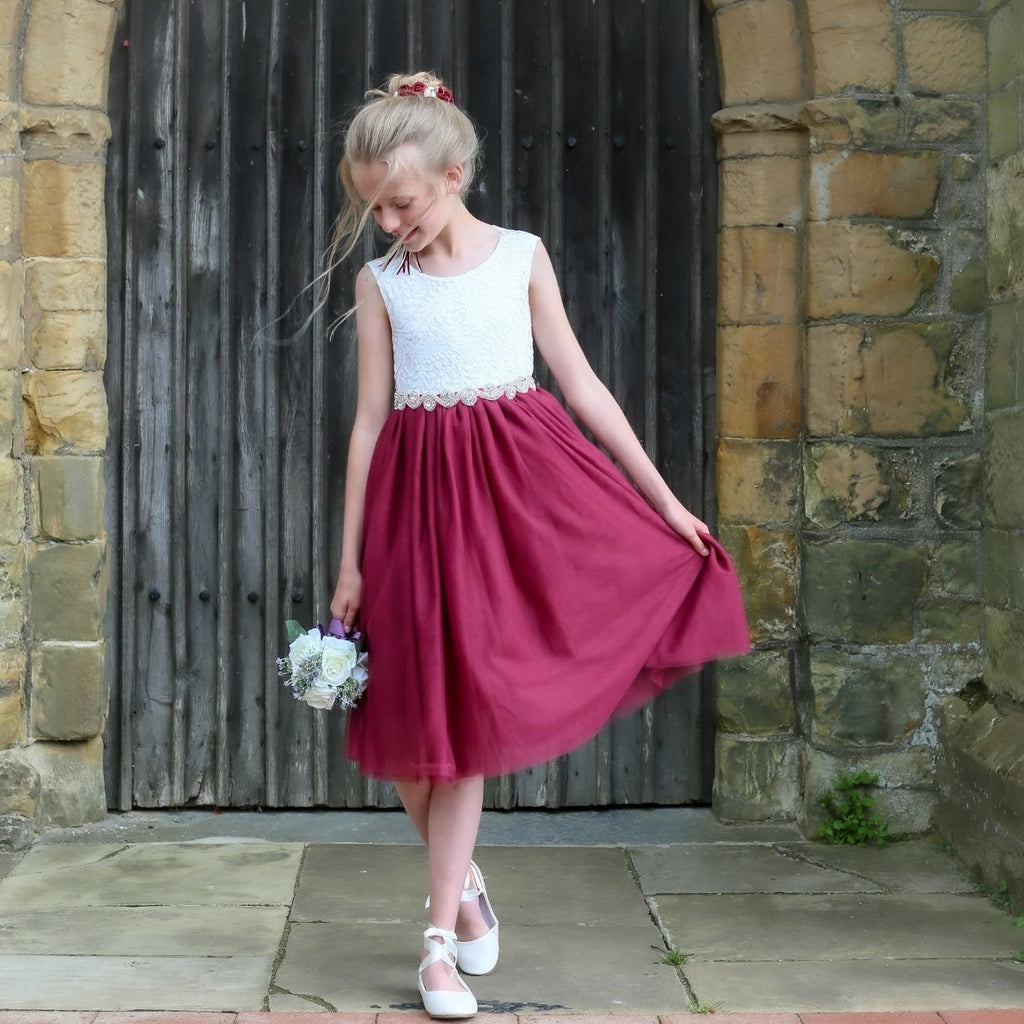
[[182, 0, 225, 806]]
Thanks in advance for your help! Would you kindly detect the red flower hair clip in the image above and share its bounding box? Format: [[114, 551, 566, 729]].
[[395, 82, 456, 105]]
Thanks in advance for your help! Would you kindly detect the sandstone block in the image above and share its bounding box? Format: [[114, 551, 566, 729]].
[[809, 646, 926, 747], [989, 0, 1024, 91], [0, 748, 40, 818], [0, 457, 23, 544], [0, 646, 25, 748], [22, 369, 107, 455], [987, 85, 1022, 162], [805, 0, 896, 94], [807, 321, 969, 437], [29, 310, 106, 370], [806, 223, 938, 319], [31, 642, 105, 741], [988, 150, 1024, 301], [717, 439, 800, 526], [918, 595, 981, 643], [716, 650, 795, 737], [905, 16, 985, 95], [22, 161, 105, 259], [0, 812, 35, 851], [721, 156, 804, 226], [983, 529, 1024, 609], [31, 455, 104, 541], [713, 735, 801, 822], [984, 606, 1024, 703], [802, 746, 936, 838], [0, 4, 20, 47], [934, 452, 982, 529], [0, 46, 13, 106], [803, 538, 929, 643], [27, 540, 104, 641], [809, 151, 940, 221], [986, 301, 1020, 412], [717, 123, 807, 161], [23, 735, 106, 826], [985, 411, 1024, 529], [0, 544, 23, 646], [908, 99, 982, 144], [714, 0, 804, 105], [0, 369, 14, 456], [22, 0, 118, 108], [804, 442, 912, 527], [951, 253, 987, 313], [718, 226, 800, 325], [719, 525, 798, 642], [951, 155, 978, 182], [0, 260, 24, 370], [0, 174, 16, 249], [801, 98, 899, 149], [932, 538, 981, 600], [18, 107, 112, 157], [718, 325, 802, 439], [25, 259, 105, 313]]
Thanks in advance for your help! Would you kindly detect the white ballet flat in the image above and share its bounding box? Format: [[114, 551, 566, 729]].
[[424, 860, 500, 975], [456, 860, 500, 975], [418, 926, 478, 1019]]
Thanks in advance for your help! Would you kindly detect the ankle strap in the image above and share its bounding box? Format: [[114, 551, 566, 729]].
[[421, 927, 458, 972]]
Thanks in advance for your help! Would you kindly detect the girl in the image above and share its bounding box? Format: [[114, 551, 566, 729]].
[[328, 71, 749, 1018]]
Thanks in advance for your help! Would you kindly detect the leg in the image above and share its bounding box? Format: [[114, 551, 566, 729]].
[[394, 778, 431, 843], [421, 776, 485, 993]]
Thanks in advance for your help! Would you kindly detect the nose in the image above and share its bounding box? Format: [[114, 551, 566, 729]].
[[378, 210, 401, 235]]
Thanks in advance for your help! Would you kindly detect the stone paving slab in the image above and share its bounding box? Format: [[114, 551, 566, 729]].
[[34, 809, 805, 848], [630, 846, 881, 896], [0, 854, 21, 882], [293, 847, 651, 929], [0, 956, 274, 1011], [276, 921, 689, 1014], [0, 906, 288, 955], [0, 843, 303, 909], [682, 960, 1024, 1014], [655, 893, 1023, 961], [774, 842, 977, 895]]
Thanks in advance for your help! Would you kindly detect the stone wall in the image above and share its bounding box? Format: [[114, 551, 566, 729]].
[[709, 0, 990, 835], [0, 0, 1019, 846], [0, 0, 117, 848], [935, 0, 1024, 901]]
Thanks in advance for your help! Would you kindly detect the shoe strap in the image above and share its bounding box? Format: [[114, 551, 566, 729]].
[[420, 927, 458, 973]]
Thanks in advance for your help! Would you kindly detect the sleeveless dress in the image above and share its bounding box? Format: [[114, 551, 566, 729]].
[[344, 226, 750, 782]]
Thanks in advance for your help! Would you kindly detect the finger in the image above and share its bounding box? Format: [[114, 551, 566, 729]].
[[685, 528, 709, 557]]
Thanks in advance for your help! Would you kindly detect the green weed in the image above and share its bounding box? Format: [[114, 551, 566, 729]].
[[817, 769, 889, 846]]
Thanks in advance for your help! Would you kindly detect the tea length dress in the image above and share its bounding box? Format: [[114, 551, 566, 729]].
[[344, 227, 750, 781]]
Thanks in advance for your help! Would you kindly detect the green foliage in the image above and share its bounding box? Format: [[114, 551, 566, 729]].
[[692, 1000, 724, 1014], [1015, 950, 1024, 964], [653, 946, 691, 966], [285, 619, 305, 643], [817, 770, 889, 847]]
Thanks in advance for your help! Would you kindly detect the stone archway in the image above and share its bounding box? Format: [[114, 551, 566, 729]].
[[0, 0, 990, 841]]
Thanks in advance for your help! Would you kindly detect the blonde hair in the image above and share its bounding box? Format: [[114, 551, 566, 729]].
[[325, 72, 480, 295]]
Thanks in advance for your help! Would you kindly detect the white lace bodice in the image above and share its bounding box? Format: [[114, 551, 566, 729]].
[[367, 227, 540, 407]]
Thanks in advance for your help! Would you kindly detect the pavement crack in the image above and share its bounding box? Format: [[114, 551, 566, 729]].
[[268, 983, 337, 1012], [772, 841, 888, 891], [263, 841, 308, 1011]]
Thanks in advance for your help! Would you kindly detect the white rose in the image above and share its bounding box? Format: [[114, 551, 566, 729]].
[[320, 636, 358, 685], [304, 676, 338, 710], [288, 629, 322, 667], [351, 653, 369, 688]]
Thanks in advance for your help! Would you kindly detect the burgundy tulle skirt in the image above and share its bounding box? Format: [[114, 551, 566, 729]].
[[344, 386, 750, 782]]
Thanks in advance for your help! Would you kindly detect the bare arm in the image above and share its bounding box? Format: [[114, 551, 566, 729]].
[[330, 266, 395, 627], [529, 242, 710, 556]]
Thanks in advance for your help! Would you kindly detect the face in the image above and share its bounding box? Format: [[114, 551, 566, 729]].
[[350, 145, 462, 252]]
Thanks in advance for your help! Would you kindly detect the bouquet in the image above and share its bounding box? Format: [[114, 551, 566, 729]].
[[277, 618, 368, 710]]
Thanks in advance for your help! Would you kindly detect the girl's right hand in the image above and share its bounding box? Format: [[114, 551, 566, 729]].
[[330, 567, 362, 631]]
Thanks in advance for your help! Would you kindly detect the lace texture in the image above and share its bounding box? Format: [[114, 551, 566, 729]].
[[368, 228, 540, 403], [394, 375, 537, 411]]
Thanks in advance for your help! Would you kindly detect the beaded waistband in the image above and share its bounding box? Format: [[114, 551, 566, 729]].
[[393, 375, 537, 411]]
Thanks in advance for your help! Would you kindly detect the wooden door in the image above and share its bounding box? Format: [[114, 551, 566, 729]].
[[103, 0, 721, 810]]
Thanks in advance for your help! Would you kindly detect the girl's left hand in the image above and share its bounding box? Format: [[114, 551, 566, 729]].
[[660, 499, 711, 556]]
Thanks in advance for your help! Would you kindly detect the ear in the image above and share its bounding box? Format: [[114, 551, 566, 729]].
[[443, 163, 464, 196]]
